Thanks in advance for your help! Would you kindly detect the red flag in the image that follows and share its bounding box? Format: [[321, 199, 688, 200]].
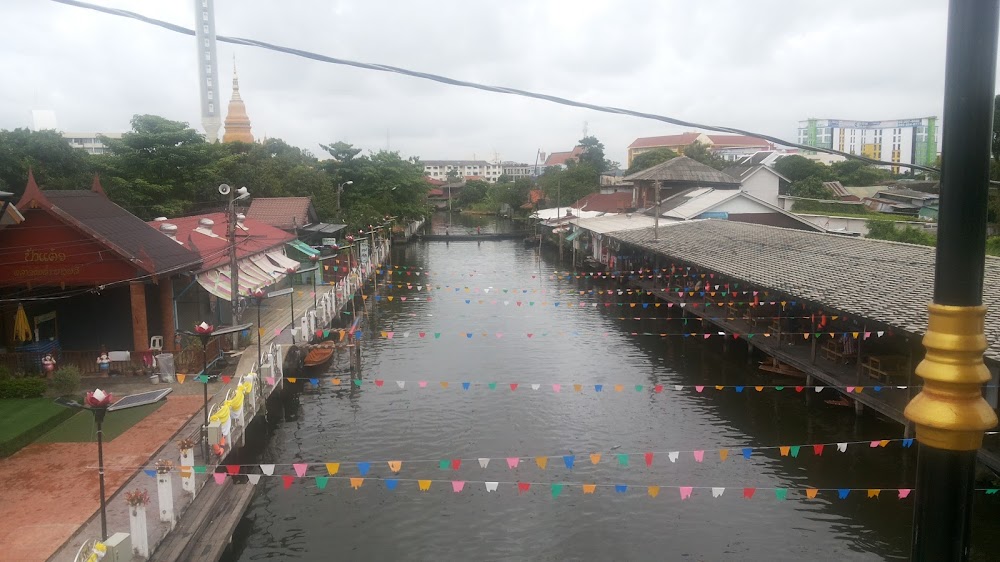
[[517, 482, 531, 494], [282, 475, 294, 489]]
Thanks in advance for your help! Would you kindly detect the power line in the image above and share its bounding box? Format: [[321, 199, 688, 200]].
[[49, 0, 941, 175]]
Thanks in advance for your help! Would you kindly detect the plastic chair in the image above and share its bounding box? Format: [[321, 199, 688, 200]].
[[149, 336, 163, 351]]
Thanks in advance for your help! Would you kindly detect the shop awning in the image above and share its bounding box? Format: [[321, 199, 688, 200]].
[[565, 231, 581, 242], [267, 251, 301, 272], [286, 239, 319, 257], [250, 254, 284, 279], [197, 258, 280, 301]]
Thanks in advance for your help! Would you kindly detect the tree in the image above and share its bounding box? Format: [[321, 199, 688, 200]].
[[0, 128, 94, 195], [577, 135, 609, 174], [682, 142, 726, 170], [456, 179, 490, 208], [787, 176, 834, 199], [96, 115, 222, 219], [626, 148, 677, 175], [537, 161, 599, 207], [773, 155, 830, 183], [829, 159, 891, 186], [330, 149, 430, 229]]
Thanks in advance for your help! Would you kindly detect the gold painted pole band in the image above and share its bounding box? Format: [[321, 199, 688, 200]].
[[904, 304, 998, 450]]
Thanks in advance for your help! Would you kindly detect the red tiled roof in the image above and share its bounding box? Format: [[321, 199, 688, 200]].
[[628, 133, 770, 150], [544, 146, 585, 167], [149, 213, 294, 271], [705, 134, 772, 148], [425, 177, 447, 186], [246, 197, 318, 231], [427, 188, 445, 197], [529, 189, 545, 204], [571, 191, 634, 213]]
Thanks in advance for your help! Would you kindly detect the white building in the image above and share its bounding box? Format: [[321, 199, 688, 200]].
[[61, 133, 122, 155], [423, 160, 503, 183], [798, 117, 940, 173], [501, 161, 534, 180], [721, 151, 791, 208]]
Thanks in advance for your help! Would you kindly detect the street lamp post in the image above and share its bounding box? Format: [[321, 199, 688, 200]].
[[251, 289, 266, 368], [309, 254, 320, 310], [336, 181, 354, 211], [903, 2, 1000, 561], [55, 389, 170, 541], [286, 268, 297, 343]]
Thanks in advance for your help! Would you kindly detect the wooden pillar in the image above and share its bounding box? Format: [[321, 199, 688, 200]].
[[855, 323, 866, 384], [160, 280, 175, 352], [810, 313, 817, 364], [130, 281, 148, 352]]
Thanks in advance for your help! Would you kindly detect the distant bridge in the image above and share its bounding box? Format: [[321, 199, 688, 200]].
[[415, 232, 531, 242]]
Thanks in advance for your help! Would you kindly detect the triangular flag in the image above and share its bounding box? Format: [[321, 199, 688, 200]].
[[358, 462, 371, 476], [396, 381, 405, 389], [485, 482, 499, 492], [679, 486, 693, 500], [712, 487, 725, 498], [226, 465, 240, 476], [898, 489, 912, 499], [615, 485, 628, 494], [452, 481, 465, 493], [779, 446, 791, 457], [667, 451, 679, 463], [693, 450, 705, 463], [838, 489, 850, 499], [506, 457, 520, 469], [535, 457, 548, 469], [806, 488, 819, 499], [775, 488, 788, 501], [282, 475, 294, 489], [617, 453, 629, 466], [743, 487, 756, 499], [563, 455, 575, 469], [478, 458, 490, 469], [550, 483, 564, 498], [293, 463, 308, 477], [719, 449, 729, 462], [247, 474, 261, 485], [517, 482, 531, 494], [867, 489, 881, 499], [260, 464, 275, 476], [144, 469, 156, 478], [325, 463, 340, 475], [647, 485, 660, 498], [212, 472, 227, 485], [315, 476, 329, 490], [177, 374, 186, 384], [645, 452, 654, 466], [582, 484, 597, 495], [388, 461, 402, 473], [385, 479, 399, 491], [350, 478, 364, 490], [837, 443, 848, 452], [813, 444, 825, 456]]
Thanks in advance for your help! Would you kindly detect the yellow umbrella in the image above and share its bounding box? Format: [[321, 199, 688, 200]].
[[13, 304, 31, 343]]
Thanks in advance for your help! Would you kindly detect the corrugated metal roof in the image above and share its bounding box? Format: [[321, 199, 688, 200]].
[[624, 156, 740, 185], [570, 214, 659, 234], [606, 220, 1000, 361], [662, 189, 740, 219]]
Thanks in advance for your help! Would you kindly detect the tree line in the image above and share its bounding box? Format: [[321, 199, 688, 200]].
[[0, 115, 433, 229]]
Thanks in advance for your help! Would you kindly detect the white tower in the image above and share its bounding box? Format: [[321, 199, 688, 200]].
[[194, 0, 222, 142]]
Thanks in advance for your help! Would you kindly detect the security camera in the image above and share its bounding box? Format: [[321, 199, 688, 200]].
[[218, 184, 231, 195]]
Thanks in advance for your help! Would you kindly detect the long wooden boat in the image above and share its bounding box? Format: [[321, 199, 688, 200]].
[[303, 346, 335, 368], [757, 357, 805, 378]]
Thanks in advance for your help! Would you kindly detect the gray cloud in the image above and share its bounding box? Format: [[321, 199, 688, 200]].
[[0, 0, 991, 165]]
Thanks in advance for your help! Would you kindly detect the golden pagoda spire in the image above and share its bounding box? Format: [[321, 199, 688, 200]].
[[223, 56, 254, 143]]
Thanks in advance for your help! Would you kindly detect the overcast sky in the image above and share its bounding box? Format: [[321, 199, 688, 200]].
[[1, 1, 995, 165]]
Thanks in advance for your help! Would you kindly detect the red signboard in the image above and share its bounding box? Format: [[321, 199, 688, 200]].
[[0, 211, 138, 287]]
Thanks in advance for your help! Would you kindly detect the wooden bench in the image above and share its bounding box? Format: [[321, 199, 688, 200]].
[[862, 354, 908, 383], [822, 339, 855, 364]]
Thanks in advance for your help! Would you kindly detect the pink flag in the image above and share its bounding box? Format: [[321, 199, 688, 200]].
[[693, 450, 705, 463], [898, 489, 912, 499], [266, 377, 275, 386], [552, 384, 561, 392], [506, 457, 520, 469], [451, 481, 465, 493], [213, 473, 226, 485], [418, 381, 428, 388], [679, 486, 693, 500], [293, 463, 308, 477]]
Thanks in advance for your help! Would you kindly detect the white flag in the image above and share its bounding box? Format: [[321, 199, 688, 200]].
[[478, 458, 490, 469], [485, 481, 499, 492], [712, 487, 725, 498], [260, 464, 275, 476]]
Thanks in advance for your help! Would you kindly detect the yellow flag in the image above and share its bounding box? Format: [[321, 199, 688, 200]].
[[716, 385, 724, 390], [614, 384, 624, 392], [535, 457, 548, 470], [806, 488, 819, 499], [855, 387, 865, 394], [177, 374, 186, 384], [259, 328, 265, 337], [332, 378, 341, 385], [879, 440, 890, 447], [387, 461, 402, 473], [325, 463, 340, 475], [350, 477, 364, 489], [582, 484, 596, 494], [647, 485, 660, 498], [719, 449, 729, 462], [573, 384, 583, 392], [380, 331, 388, 338], [418, 480, 432, 491], [779, 446, 790, 456], [590, 453, 601, 465], [867, 489, 881, 498], [288, 378, 297, 384], [440, 381, 449, 389], [755, 386, 764, 392], [387, 296, 394, 302]]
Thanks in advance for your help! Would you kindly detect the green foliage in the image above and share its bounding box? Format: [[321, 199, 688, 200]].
[[467, 178, 535, 214], [773, 155, 831, 183], [987, 237, 1000, 256], [790, 199, 870, 215], [682, 142, 726, 170], [830, 159, 891, 186], [0, 377, 47, 399], [787, 176, 834, 199], [0, 366, 12, 381], [537, 161, 599, 207], [0, 128, 94, 195], [51, 365, 82, 396], [577, 136, 609, 174], [456, 180, 490, 208], [626, 148, 678, 175], [865, 220, 936, 246]]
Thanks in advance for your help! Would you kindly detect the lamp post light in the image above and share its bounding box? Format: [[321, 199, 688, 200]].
[[55, 388, 170, 540], [336, 181, 354, 211], [181, 322, 252, 461], [309, 254, 320, 310]]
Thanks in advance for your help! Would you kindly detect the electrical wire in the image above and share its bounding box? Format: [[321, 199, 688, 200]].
[[48, 0, 941, 175]]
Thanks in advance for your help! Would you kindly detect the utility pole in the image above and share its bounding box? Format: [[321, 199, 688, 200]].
[[904, 2, 999, 561], [226, 188, 240, 348], [653, 180, 660, 241]]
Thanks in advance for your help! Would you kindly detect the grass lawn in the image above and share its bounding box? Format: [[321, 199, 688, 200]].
[[36, 400, 165, 443], [0, 398, 76, 457]]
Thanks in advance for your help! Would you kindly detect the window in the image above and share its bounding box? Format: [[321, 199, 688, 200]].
[[207, 91, 213, 100], [206, 65, 212, 74], [203, 24, 209, 33], [208, 103, 214, 113], [207, 78, 213, 87], [203, 12, 209, 21], [205, 52, 211, 61]]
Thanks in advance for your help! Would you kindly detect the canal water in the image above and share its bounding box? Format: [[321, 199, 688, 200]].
[[227, 218, 1000, 561]]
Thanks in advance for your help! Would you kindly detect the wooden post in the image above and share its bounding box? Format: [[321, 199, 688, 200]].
[[129, 281, 149, 353], [856, 324, 865, 384], [810, 313, 817, 364], [159, 281, 175, 352]]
